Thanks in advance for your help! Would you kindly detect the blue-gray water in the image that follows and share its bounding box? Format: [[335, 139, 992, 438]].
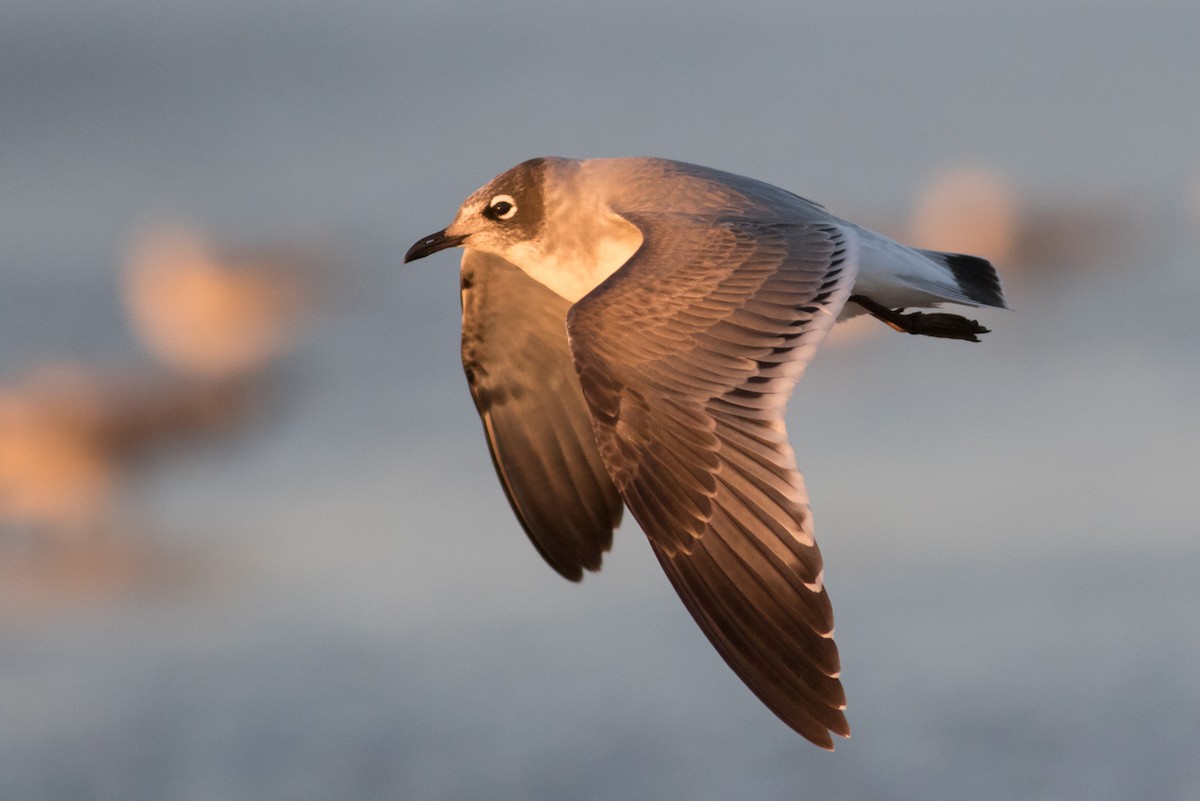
[[2, 2, 1199, 799]]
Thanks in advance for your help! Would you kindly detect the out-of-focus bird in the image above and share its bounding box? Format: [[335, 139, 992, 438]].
[[122, 224, 320, 378]]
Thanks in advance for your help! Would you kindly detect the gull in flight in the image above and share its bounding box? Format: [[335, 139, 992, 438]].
[[405, 157, 1006, 748]]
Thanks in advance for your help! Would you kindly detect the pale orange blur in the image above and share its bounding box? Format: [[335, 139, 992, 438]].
[[0, 365, 117, 539], [0, 363, 258, 540], [123, 224, 320, 378], [909, 163, 1142, 278], [3, 223, 325, 618], [908, 166, 1021, 264]]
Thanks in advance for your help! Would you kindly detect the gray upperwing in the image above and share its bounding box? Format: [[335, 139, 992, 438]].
[[567, 212, 860, 747], [460, 250, 623, 581]]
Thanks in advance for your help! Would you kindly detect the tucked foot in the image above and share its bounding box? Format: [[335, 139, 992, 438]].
[[849, 294, 990, 342]]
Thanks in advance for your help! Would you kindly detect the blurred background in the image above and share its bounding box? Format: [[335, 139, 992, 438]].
[[2, 1, 1198, 799]]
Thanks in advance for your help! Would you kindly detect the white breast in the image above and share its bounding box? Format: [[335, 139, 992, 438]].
[[504, 210, 643, 304]]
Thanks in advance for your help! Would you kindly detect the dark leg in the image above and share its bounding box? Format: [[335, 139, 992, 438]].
[[848, 295, 990, 342]]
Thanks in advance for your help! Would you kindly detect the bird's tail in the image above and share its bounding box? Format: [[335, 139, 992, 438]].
[[915, 249, 1008, 309]]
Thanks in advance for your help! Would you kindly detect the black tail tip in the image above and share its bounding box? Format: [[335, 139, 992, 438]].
[[941, 252, 1008, 309]]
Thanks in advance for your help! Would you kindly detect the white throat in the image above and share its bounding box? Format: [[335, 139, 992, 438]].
[[503, 211, 642, 303]]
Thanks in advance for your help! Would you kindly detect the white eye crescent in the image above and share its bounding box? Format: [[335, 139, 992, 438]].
[[487, 194, 517, 221]]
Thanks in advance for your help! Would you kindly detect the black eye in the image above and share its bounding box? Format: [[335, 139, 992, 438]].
[[485, 194, 517, 221]]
